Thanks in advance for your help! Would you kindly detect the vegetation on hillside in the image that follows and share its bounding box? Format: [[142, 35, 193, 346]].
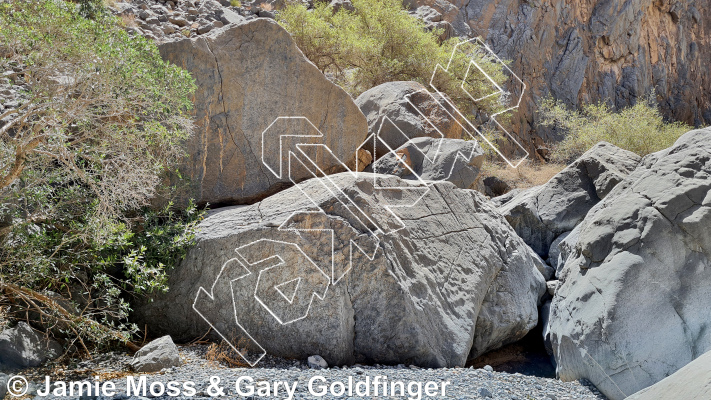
[[277, 0, 512, 120], [0, 0, 201, 352], [540, 96, 690, 162]]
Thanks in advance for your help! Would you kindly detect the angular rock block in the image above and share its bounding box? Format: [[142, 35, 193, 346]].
[[549, 128, 711, 399]]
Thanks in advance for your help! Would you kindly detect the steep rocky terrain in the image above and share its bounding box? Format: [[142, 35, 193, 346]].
[[408, 0, 710, 155]]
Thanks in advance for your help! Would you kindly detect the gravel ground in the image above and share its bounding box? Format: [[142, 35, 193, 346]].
[[10, 345, 606, 400]]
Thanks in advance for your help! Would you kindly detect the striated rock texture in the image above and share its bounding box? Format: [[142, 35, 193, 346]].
[[158, 19, 367, 206], [498, 141, 640, 260], [407, 0, 710, 153], [549, 128, 711, 400], [134, 173, 546, 367]]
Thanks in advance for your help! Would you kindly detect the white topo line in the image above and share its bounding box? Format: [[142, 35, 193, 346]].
[[194, 36, 529, 366]]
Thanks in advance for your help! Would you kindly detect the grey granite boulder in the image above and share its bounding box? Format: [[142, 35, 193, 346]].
[[134, 173, 546, 367], [355, 81, 465, 159], [368, 137, 484, 189], [131, 336, 181, 373], [0, 322, 62, 369], [549, 128, 711, 400], [627, 349, 711, 400], [498, 142, 640, 258]]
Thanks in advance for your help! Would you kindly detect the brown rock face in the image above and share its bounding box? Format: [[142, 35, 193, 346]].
[[409, 0, 710, 152], [159, 19, 368, 206]]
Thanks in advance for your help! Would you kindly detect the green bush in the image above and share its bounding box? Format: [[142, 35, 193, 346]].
[[539, 96, 690, 162], [277, 0, 509, 118], [0, 0, 200, 351]]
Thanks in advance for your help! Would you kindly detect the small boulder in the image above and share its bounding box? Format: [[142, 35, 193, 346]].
[[168, 16, 189, 27], [355, 81, 465, 159], [547, 231, 570, 271], [197, 24, 213, 34], [545, 280, 558, 296], [330, 0, 355, 12], [0, 322, 62, 369], [307, 355, 328, 369], [131, 336, 181, 373], [369, 137, 484, 189]]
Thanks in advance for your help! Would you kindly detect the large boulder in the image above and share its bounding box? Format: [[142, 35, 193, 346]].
[[627, 349, 711, 400], [355, 81, 465, 159], [498, 142, 640, 259], [158, 19, 368, 206], [134, 173, 546, 367], [549, 128, 711, 399], [0, 322, 62, 369], [368, 137, 485, 189]]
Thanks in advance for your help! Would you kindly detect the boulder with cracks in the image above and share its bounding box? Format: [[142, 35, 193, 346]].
[[134, 173, 546, 367], [158, 19, 368, 206], [549, 128, 711, 399]]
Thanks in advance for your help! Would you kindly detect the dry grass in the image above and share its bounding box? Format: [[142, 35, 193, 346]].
[[0, 305, 9, 331], [205, 340, 252, 368], [118, 13, 137, 28], [479, 159, 566, 192], [259, 2, 274, 11]]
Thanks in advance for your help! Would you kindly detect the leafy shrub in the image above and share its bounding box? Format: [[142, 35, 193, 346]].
[[277, 0, 509, 119], [539, 96, 690, 162], [231, 0, 241, 7], [0, 0, 199, 351]]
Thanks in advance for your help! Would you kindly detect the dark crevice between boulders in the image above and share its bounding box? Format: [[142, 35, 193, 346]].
[[466, 319, 556, 378]]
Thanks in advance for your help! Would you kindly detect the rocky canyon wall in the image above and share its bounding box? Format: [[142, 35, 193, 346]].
[[410, 0, 710, 155]]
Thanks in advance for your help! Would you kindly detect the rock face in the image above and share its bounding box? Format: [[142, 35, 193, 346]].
[[135, 173, 546, 367], [158, 19, 368, 205], [498, 142, 640, 259], [369, 137, 484, 189], [355, 81, 465, 159], [549, 128, 711, 400], [627, 349, 711, 400], [406, 0, 711, 151], [0, 322, 62, 369], [131, 336, 182, 373]]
